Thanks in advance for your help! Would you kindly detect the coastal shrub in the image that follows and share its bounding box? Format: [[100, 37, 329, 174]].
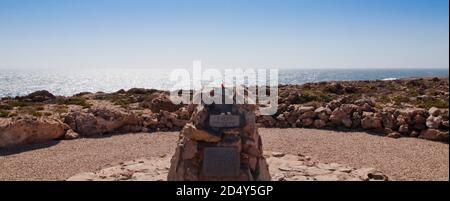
[[7, 100, 29, 107], [31, 111, 42, 117], [0, 110, 9, 118], [426, 89, 442, 96], [417, 99, 449, 109], [35, 105, 45, 111], [54, 106, 69, 114], [377, 95, 391, 104], [16, 106, 40, 117], [298, 90, 333, 103], [113, 98, 135, 108], [0, 104, 13, 110], [392, 95, 410, 105], [407, 89, 420, 97], [56, 97, 91, 108]]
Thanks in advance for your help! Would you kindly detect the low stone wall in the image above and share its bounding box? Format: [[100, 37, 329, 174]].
[[255, 99, 449, 142]]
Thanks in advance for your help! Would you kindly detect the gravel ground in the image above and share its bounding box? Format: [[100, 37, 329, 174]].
[[0, 128, 448, 181], [259, 128, 448, 181]]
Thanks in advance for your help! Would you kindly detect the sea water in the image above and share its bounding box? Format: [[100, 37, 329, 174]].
[[0, 68, 448, 97]]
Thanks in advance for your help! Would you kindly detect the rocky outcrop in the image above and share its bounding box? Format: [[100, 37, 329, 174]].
[[0, 117, 68, 148], [64, 106, 142, 136], [16, 90, 56, 102], [145, 94, 183, 113]]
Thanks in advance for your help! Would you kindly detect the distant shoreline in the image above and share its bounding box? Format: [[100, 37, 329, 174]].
[[0, 75, 448, 99]]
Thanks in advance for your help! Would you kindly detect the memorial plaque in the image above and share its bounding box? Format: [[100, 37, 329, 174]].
[[209, 115, 241, 128], [202, 147, 240, 177]]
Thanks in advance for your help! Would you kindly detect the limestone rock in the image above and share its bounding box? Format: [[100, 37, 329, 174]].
[[426, 116, 442, 129], [297, 106, 315, 114], [342, 117, 352, 128], [386, 132, 401, 139], [398, 124, 409, 134], [361, 112, 382, 130], [428, 107, 441, 117], [64, 106, 142, 136], [0, 117, 68, 148], [148, 94, 182, 113], [182, 123, 221, 142], [313, 119, 327, 128], [419, 129, 449, 142], [301, 118, 314, 127], [18, 90, 55, 102], [329, 107, 348, 125], [64, 129, 80, 140]]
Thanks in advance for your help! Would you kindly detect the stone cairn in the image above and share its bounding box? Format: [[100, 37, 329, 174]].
[[167, 87, 271, 181]]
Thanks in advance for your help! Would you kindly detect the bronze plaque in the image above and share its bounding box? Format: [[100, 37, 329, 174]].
[[202, 147, 240, 177], [209, 115, 240, 128]]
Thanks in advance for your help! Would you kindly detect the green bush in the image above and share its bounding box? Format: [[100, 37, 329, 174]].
[[57, 97, 91, 108], [7, 100, 28, 107], [0, 104, 13, 110], [0, 110, 9, 118], [418, 99, 449, 109], [298, 90, 333, 103]]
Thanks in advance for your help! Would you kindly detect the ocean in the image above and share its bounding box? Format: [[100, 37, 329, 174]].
[[0, 68, 448, 98]]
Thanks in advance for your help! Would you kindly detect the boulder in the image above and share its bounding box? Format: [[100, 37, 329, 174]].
[[398, 124, 409, 134], [148, 94, 182, 113], [296, 106, 315, 114], [400, 108, 427, 119], [426, 116, 442, 129], [314, 107, 332, 115], [419, 129, 449, 142], [386, 132, 402, 139], [329, 108, 348, 125], [315, 107, 331, 121], [442, 121, 449, 129], [326, 99, 342, 111], [18, 90, 55, 102], [301, 118, 314, 127], [342, 117, 353, 128], [0, 117, 68, 148], [64, 106, 142, 136], [381, 113, 396, 129], [429, 107, 441, 117], [326, 82, 344, 94], [313, 119, 327, 128], [361, 112, 382, 130], [354, 98, 376, 107], [64, 129, 80, 140], [299, 111, 316, 119]]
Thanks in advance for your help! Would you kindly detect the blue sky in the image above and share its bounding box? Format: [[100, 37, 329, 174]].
[[0, 0, 448, 69]]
